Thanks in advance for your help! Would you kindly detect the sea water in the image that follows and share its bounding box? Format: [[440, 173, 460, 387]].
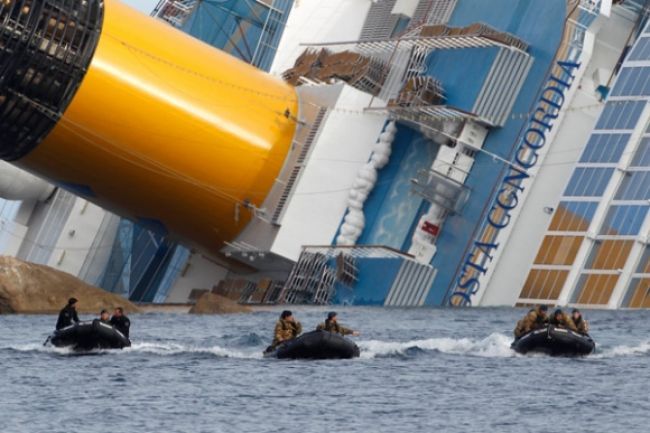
[[0, 307, 647, 432]]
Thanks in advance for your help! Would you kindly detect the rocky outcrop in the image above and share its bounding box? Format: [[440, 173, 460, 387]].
[[0, 256, 140, 314], [189, 292, 252, 315]]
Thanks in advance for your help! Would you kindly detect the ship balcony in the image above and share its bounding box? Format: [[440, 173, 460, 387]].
[[411, 167, 470, 214]]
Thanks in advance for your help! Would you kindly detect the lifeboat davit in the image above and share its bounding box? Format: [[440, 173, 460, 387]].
[[48, 320, 131, 351], [264, 330, 360, 359], [511, 325, 595, 356]]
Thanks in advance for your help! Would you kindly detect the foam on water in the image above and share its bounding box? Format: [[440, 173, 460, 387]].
[[7, 336, 650, 361], [6, 343, 75, 355], [3, 342, 263, 359], [123, 342, 263, 359], [357, 333, 515, 359], [591, 340, 650, 359]]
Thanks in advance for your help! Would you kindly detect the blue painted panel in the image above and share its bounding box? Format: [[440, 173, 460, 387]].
[[426, 47, 499, 111], [181, 0, 292, 71], [426, 0, 567, 305], [357, 130, 437, 249], [333, 257, 404, 305]]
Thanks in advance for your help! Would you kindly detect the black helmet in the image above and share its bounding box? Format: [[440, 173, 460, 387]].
[[68, 297, 78, 306], [280, 310, 292, 319], [327, 311, 337, 320], [553, 308, 563, 317]]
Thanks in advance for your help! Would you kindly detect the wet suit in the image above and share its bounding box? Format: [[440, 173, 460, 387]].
[[55, 305, 79, 330], [110, 315, 131, 339]]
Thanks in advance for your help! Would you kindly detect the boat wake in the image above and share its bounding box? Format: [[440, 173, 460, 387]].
[[591, 340, 650, 359], [357, 333, 515, 359], [4, 342, 263, 359], [123, 342, 263, 359], [7, 336, 650, 360]]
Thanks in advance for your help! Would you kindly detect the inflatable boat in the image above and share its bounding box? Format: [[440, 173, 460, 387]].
[[48, 320, 131, 351], [264, 330, 360, 359], [511, 325, 595, 356]]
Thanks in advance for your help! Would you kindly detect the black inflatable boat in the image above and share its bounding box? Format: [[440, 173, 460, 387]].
[[264, 330, 360, 359], [48, 320, 131, 351], [511, 325, 595, 356]]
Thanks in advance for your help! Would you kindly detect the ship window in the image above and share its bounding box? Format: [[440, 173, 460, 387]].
[[611, 67, 650, 96], [637, 247, 650, 274], [599, 205, 648, 236], [629, 37, 650, 61], [533, 235, 584, 266], [520, 269, 569, 300], [584, 239, 634, 270], [623, 277, 650, 308], [580, 133, 629, 163], [564, 167, 614, 197], [595, 100, 645, 130], [631, 137, 650, 166], [572, 274, 619, 305], [615, 171, 650, 200], [549, 201, 598, 232]]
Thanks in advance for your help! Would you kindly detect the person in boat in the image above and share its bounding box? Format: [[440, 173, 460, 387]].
[[55, 297, 80, 330], [99, 309, 110, 324], [549, 308, 578, 332], [571, 308, 589, 334], [270, 310, 302, 350], [316, 312, 359, 336], [514, 305, 549, 338], [109, 307, 131, 339]]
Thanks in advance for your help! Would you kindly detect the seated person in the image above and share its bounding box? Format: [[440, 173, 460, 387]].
[[571, 308, 589, 334], [56, 298, 80, 330], [316, 312, 359, 336], [109, 307, 131, 339], [549, 308, 578, 332], [514, 305, 549, 338], [269, 310, 302, 351], [99, 309, 110, 324]]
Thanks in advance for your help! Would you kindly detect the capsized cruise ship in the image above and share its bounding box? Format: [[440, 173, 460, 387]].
[[0, 0, 648, 308]]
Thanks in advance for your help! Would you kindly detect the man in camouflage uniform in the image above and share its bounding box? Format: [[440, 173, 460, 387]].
[[549, 308, 578, 332], [571, 308, 589, 334], [514, 305, 549, 338], [270, 310, 302, 349], [316, 312, 359, 336]]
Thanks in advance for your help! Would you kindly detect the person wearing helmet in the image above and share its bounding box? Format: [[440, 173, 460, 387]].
[[549, 308, 578, 332], [269, 310, 302, 350], [571, 308, 589, 334], [514, 305, 549, 338], [316, 312, 359, 336]]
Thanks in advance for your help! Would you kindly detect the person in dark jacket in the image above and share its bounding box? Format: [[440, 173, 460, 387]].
[[316, 312, 359, 336], [109, 307, 130, 339], [99, 309, 110, 324], [55, 298, 80, 330], [571, 308, 589, 334]]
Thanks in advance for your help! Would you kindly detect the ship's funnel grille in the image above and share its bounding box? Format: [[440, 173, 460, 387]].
[[0, 0, 104, 161]]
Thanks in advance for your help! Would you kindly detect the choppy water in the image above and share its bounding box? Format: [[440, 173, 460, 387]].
[[1, 307, 648, 433]]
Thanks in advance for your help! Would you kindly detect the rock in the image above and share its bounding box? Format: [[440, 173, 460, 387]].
[[0, 256, 140, 314], [189, 293, 252, 315]]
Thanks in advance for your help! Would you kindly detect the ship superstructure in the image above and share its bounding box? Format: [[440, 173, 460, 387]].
[[0, 0, 647, 307]]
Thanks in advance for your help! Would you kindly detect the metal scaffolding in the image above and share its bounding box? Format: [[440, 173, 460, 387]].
[[152, 0, 197, 27]]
